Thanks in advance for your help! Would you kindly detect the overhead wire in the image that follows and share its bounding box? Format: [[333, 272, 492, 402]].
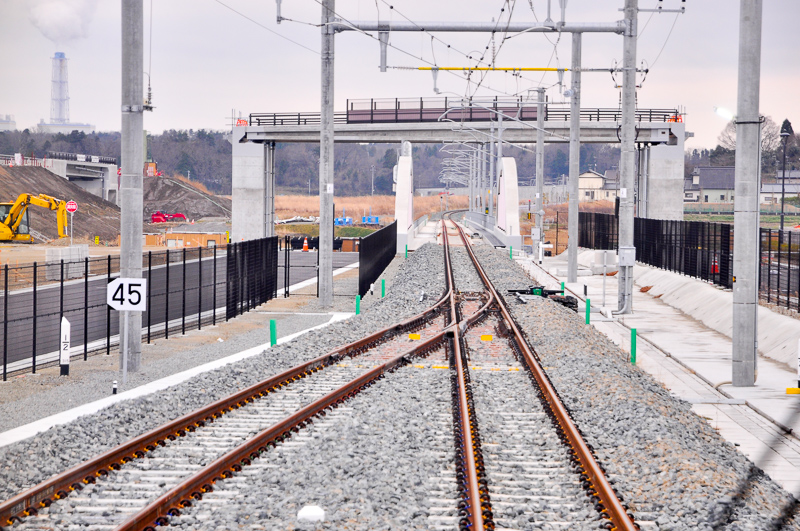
[[524, 0, 563, 86], [648, 12, 680, 69], [308, 0, 522, 98], [212, 0, 320, 55]]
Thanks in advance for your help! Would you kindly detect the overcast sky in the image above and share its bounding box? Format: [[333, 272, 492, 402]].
[[1, 0, 798, 149]]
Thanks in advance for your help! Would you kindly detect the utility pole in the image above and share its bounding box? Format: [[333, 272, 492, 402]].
[[732, 0, 762, 387], [616, 0, 637, 313], [496, 112, 504, 213], [535, 87, 546, 256], [567, 33, 582, 283], [370, 164, 375, 196], [480, 142, 487, 213], [319, 0, 335, 308], [120, 0, 144, 373], [489, 123, 495, 217], [266, 141, 275, 237]]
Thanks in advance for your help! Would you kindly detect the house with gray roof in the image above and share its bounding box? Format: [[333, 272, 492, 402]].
[[684, 166, 735, 203]]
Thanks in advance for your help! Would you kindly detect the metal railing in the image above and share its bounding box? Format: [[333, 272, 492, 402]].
[[579, 212, 733, 289], [760, 228, 800, 311], [358, 222, 397, 297], [0, 237, 282, 380], [225, 237, 278, 320], [248, 97, 680, 127]]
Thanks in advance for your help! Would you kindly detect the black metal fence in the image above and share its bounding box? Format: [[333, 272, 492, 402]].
[[1, 237, 281, 380], [226, 237, 278, 320], [760, 228, 800, 311], [579, 212, 733, 289], [358, 221, 397, 297], [578, 212, 618, 250]]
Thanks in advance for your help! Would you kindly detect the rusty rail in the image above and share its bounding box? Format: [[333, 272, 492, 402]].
[[0, 286, 451, 527], [448, 212, 637, 531], [117, 331, 448, 530], [442, 219, 489, 531]]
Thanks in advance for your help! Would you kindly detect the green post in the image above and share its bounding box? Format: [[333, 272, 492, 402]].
[[381, 278, 385, 298], [585, 299, 591, 325], [631, 328, 637, 364], [269, 319, 277, 347], [509, 246, 513, 259], [560, 281, 565, 293], [405, 245, 408, 258], [356, 295, 361, 315]]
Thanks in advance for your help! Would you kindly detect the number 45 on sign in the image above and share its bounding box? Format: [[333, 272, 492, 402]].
[[107, 278, 147, 311]]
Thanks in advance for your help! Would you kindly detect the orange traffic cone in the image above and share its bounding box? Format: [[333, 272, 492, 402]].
[[302, 237, 309, 252]]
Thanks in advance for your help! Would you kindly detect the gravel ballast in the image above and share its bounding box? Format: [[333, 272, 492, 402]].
[[471, 245, 800, 531], [0, 244, 444, 503]]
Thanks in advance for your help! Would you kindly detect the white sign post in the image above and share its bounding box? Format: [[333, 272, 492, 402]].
[[107, 278, 147, 384], [65, 201, 77, 246], [60, 317, 71, 376]]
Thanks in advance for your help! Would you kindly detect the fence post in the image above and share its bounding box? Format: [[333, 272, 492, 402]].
[[147, 251, 152, 343], [787, 231, 792, 310], [198, 246, 203, 330], [3, 264, 7, 381], [84, 257, 88, 360], [213, 245, 218, 325], [59, 259, 64, 328], [165, 250, 170, 339], [778, 230, 783, 306], [284, 235, 290, 298], [556, 211, 560, 254], [106, 255, 111, 355], [32, 263, 38, 373], [182, 247, 187, 335]]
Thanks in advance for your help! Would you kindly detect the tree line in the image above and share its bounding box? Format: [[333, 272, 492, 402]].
[[2, 118, 795, 197]]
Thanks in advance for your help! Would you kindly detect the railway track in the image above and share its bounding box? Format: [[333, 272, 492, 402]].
[[1, 213, 636, 531]]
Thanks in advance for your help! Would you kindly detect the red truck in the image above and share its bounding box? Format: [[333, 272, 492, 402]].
[[151, 211, 187, 223]]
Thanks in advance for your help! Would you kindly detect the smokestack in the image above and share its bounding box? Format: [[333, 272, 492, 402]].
[[51, 52, 69, 124]]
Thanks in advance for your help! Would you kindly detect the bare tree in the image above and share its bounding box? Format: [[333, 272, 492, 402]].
[[717, 116, 780, 154]]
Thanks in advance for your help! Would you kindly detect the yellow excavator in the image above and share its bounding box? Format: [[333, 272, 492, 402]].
[[0, 194, 68, 243]]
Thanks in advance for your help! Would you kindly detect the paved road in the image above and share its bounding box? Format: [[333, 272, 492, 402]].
[[0, 250, 358, 375]]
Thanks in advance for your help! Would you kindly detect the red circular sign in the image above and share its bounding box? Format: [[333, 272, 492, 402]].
[[66, 200, 78, 213]]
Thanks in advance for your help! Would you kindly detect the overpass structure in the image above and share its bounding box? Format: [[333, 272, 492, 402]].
[[231, 97, 686, 245]]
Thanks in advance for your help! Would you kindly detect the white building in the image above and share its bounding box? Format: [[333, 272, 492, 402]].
[[0, 114, 15, 131]]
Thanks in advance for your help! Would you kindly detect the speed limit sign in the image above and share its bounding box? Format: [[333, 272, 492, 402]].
[[107, 278, 147, 311]]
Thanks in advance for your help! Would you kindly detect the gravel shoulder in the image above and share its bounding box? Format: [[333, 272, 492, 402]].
[[0, 244, 443, 502], [472, 245, 800, 531]]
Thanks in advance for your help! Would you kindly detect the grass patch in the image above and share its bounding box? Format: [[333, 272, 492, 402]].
[[274, 224, 377, 238]]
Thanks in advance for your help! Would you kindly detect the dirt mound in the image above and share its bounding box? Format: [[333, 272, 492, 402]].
[[144, 177, 231, 222], [0, 166, 120, 242]]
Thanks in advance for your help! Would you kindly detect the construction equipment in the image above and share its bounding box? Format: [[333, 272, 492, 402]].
[[0, 193, 68, 243], [150, 211, 187, 223]]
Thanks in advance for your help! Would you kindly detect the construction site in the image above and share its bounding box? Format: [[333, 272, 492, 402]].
[[0, 163, 232, 265]]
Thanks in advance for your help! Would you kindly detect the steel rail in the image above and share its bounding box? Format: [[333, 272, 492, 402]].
[[442, 219, 486, 531], [116, 331, 448, 531], [448, 213, 637, 531], [0, 289, 451, 528]]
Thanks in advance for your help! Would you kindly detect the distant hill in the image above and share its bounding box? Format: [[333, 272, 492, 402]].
[[144, 176, 231, 221]]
